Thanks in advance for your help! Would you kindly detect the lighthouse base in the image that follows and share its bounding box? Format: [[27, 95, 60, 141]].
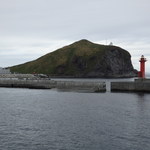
[[138, 71, 145, 78]]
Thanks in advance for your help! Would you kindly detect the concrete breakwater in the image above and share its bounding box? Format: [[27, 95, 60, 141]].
[[0, 74, 36, 79], [56, 81, 106, 92], [111, 79, 150, 92], [0, 79, 56, 89], [1, 74, 150, 92], [0, 79, 106, 92]]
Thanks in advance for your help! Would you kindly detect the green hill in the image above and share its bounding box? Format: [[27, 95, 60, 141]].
[[10, 39, 137, 78]]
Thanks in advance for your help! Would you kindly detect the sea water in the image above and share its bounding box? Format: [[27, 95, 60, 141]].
[[0, 79, 150, 150]]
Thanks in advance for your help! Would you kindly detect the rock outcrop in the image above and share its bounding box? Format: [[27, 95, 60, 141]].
[[10, 39, 137, 78]]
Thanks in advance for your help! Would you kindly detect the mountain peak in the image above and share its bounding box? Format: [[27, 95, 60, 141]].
[[76, 39, 91, 43], [72, 39, 93, 45]]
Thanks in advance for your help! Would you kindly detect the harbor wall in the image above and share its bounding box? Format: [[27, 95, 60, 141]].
[[0, 79, 56, 89], [1, 76, 150, 93], [0, 79, 106, 92], [111, 79, 150, 92], [56, 81, 106, 92]]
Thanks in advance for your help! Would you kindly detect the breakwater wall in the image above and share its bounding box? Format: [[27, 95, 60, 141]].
[[56, 81, 106, 92], [0, 79, 106, 92], [1, 75, 150, 93], [111, 79, 150, 92], [0, 74, 36, 79], [0, 79, 56, 89]]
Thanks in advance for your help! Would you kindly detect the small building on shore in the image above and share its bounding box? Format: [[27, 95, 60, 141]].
[[0, 67, 11, 74]]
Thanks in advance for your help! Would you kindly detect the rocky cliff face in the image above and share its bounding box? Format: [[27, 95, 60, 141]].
[[85, 47, 136, 77], [10, 39, 137, 78]]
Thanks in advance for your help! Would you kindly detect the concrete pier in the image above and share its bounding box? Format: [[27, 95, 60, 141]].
[[0, 78, 106, 92], [56, 81, 106, 92], [0, 79, 56, 89], [111, 78, 150, 92], [2, 74, 150, 92]]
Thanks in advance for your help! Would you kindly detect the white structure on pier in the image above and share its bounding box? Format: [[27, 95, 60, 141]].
[[0, 67, 11, 74]]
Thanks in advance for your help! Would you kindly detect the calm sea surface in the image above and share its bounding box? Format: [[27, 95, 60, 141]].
[[0, 78, 150, 150]]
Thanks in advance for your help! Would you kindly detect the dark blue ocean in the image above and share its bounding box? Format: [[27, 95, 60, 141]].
[[0, 79, 150, 150]]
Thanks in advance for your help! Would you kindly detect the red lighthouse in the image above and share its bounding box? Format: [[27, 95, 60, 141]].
[[138, 55, 147, 78]]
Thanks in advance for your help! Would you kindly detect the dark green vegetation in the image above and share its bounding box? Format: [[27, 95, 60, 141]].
[[10, 39, 137, 78]]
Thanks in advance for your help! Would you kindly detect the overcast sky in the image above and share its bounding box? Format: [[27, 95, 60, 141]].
[[0, 0, 150, 72]]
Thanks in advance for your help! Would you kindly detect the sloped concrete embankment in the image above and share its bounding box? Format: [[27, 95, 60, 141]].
[[56, 81, 106, 92]]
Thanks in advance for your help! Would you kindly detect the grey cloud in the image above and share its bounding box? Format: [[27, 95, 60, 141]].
[[0, 0, 150, 71]]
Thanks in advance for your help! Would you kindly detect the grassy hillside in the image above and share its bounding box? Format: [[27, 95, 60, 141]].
[[10, 39, 136, 77]]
